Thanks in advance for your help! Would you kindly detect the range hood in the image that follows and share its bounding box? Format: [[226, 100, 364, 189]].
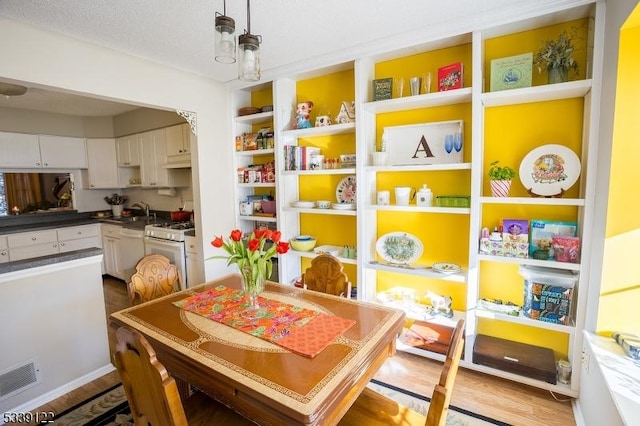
[[163, 153, 191, 169]]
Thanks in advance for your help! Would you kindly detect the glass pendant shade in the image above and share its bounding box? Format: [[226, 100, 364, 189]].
[[215, 14, 236, 64], [238, 33, 261, 81]]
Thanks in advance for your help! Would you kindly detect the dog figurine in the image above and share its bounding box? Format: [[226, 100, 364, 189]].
[[294, 101, 314, 129]]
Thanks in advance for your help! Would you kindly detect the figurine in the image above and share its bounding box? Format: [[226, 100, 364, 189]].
[[425, 290, 453, 317], [294, 101, 314, 129], [315, 115, 331, 127], [335, 101, 355, 124]]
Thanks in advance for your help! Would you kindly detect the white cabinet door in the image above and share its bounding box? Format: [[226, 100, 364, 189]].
[[0, 132, 41, 168], [116, 135, 141, 167], [38, 135, 87, 168], [185, 235, 203, 288], [59, 235, 101, 253], [0, 236, 8, 264], [58, 224, 100, 241], [141, 128, 175, 187], [7, 229, 58, 248], [9, 243, 59, 261], [102, 235, 122, 279], [86, 138, 119, 188], [165, 123, 190, 156]]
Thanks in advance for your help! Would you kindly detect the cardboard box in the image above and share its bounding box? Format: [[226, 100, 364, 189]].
[[473, 334, 557, 384], [520, 266, 577, 325], [479, 238, 504, 256]]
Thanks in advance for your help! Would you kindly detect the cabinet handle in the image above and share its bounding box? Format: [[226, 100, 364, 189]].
[[32, 237, 37, 241], [36, 162, 41, 166], [60, 242, 65, 246], [44, 163, 48, 167], [77, 231, 83, 235], [1, 251, 7, 255]]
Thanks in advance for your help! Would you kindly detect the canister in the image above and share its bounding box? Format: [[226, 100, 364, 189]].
[[239, 201, 253, 216], [416, 184, 433, 207]]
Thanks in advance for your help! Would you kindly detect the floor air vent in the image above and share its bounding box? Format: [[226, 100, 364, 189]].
[[0, 359, 42, 401]]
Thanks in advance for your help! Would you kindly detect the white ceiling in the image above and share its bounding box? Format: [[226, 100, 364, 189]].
[[0, 0, 560, 116]]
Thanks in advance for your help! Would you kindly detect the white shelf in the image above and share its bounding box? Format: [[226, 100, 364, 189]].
[[365, 261, 466, 283], [282, 168, 356, 176], [290, 249, 357, 265], [234, 111, 274, 125], [281, 122, 355, 138], [477, 254, 581, 271], [283, 207, 357, 216], [235, 148, 275, 157], [237, 215, 277, 223], [480, 196, 585, 206], [367, 205, 470, 215], [238, 182, 276, 188], [365, 163, 472, 172], [362, 88, 473, 113], [482, 79, 592, 107], [475, 308, 575, 335]]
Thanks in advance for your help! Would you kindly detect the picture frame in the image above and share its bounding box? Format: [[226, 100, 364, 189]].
[[490, 52, 533, 92], [384, 119, 464, 166], [373, 78, 393, 101]]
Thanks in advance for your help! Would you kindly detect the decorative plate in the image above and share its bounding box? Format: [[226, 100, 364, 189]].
[[376, 232, 423, 265], [432, 262, 461, 274], [332, 203, 355, 210], [336, 175, 357, 204], [519, 144, 581, 197]]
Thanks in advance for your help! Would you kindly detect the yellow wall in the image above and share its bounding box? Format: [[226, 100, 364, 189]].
[[597, 8, 640, 336]]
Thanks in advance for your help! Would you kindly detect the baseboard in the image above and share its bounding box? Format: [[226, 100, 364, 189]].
[[572, 399, 585, 426], [0, 363, 115, 425]]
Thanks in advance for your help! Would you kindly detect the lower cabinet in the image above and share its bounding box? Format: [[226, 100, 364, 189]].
[[101, 224, 123, 280], [57, 224, 101, 253], [0, 236, 8, 263], [7, 229, 59, 261], [185, 235, 203, 288]]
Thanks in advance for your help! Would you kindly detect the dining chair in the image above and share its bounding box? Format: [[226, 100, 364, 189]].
[[127, 254, 181, 305], [114, 326, 255, 426], [339, 319, 465, 426], [302, 253, 352, 298]]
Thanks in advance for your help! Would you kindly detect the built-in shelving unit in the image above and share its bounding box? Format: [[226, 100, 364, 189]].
[[230, 0, 605, 397]]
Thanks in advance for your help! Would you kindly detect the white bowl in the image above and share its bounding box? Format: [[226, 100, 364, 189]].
[[292, 200, 315, 208], [316, 200, 331, 209]]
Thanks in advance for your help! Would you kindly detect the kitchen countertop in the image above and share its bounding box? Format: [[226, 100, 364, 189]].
[[0, 247, 103, 275]]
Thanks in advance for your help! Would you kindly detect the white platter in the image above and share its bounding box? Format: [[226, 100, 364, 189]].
[[376, 232, 423, 265], [432, 262, 462, 274], [336, 175, 357, 204], [519, 144, 581, 197], [331, 203, 355, 210]]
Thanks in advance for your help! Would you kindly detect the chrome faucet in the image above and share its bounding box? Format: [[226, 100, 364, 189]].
[[132, 201, 150, 217]]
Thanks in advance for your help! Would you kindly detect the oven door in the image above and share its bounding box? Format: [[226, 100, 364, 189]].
[[144, 236, 187, 290]]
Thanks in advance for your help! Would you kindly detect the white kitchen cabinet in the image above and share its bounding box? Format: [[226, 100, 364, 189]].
[[7, 229, 59, 261], [165, 123, 190, 156], [85, 138, 120, 189], [116, 134, 141, 167], [38, 135, 87, 168], [0, 236, 8, 264], [140, 128, 190, 188], [0, 132, 41, 168], [0, 132, 86, 169], [101, 224, 123, 280], [185, 235, 204, 288], [57, 224, 101, 253]]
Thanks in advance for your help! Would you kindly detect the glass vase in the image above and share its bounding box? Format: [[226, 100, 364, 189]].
[[548, 66, 568, 84], [240, 265, 265, 317]]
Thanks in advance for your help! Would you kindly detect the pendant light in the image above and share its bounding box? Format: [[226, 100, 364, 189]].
[[0, 82, 28, 99], [214, 0, 236, 64], [238, 0, 261, 81]]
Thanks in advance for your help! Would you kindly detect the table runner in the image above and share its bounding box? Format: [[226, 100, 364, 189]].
[[174, 285, 355, 358]]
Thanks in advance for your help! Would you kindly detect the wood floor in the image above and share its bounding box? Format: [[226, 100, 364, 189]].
[[26, 276, 576, 426]]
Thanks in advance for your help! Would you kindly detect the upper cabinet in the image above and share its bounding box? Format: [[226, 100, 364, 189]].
[[85, 138, 119, 189], [0, 132, 87, 169], [164, 123, 193, 168], [116, 134, 141, 167], [140, 128, 190, 188]]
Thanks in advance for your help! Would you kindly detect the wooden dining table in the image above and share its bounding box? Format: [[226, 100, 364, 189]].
[[109, 273, 405, 426]]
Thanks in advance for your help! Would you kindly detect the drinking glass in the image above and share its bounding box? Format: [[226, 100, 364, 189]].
[[395, 77, 405, 98], [423, 72, 432, 94]]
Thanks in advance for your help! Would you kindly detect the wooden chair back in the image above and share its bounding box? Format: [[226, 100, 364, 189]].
[[128, 254, 180, 305], [114, 326, 189, 426], [302, 254, 351, 298], [425, 319, 465, 426]]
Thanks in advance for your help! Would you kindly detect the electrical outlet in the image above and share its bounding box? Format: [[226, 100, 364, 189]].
[[581, 348, 590, 372]]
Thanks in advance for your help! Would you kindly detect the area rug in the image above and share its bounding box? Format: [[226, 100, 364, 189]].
[[368, 379, 512, 426], [40, 384, 131, 426], [44, 380, 511, 425]]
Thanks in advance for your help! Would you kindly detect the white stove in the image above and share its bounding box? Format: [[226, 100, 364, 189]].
[[144, 221, 195, 242], [143, 221, 195, 289]]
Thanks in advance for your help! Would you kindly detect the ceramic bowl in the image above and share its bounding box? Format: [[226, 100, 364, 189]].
[[290, 237, 317, 251], [316, 200, 331, 209]]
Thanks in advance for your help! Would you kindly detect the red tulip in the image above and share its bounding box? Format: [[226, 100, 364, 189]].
[[276, 241, 290, 254], [211, 236, 223, 247], [230, 229, 242, 241], [247, 238, 260, 251], [254, 228, 267, 239], [271, 230, 282, 242]]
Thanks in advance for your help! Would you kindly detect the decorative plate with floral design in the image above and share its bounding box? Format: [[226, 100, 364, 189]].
[[376, 232, 423, 265], [519, 144, 581, 196], [336, 175, 357, 204]]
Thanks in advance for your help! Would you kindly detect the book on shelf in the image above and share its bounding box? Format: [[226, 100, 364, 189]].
[[490, 52, 533, 92], [372, 77, 393, 101], [437, 62, 463, 91], [282, 145, 321, 171]]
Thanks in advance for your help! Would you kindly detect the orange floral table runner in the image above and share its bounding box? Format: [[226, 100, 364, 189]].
[[174, 285, 355, 358]]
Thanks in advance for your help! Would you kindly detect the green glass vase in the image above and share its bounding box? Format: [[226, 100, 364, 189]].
[[548, 66, 568, 84]]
